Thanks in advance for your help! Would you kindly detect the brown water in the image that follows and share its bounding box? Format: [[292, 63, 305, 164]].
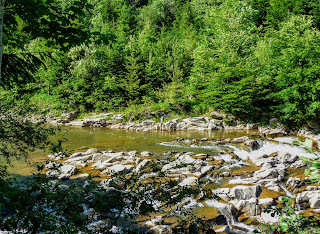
[[5, 127, 252, 176]]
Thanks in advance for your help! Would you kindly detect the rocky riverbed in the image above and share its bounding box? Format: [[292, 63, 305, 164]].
[[44, 133, 320, 233]]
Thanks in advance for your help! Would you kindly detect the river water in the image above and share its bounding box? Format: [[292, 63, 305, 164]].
[[6, 127, 253, 176]]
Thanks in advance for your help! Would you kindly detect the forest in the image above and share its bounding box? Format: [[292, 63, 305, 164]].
[[2, 0, 320, 127], [2, 1, 320, 233]]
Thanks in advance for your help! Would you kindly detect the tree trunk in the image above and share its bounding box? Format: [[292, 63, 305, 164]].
[[0, 0, 5, 109]]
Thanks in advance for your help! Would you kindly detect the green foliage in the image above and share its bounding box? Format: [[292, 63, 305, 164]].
[[258, 197, 320, 234], [4, 0, 320, 126]]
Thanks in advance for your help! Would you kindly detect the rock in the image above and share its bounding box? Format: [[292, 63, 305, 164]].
[[244, 139, 260, 150], [102, 165, 134, 174], [200, 166, 213, 175], [230, 136, 249, 143], [91, 153, 112, 162], [230, 198, 261, 216], [46, 164, 78, 180], [141, 151, 152, 157], [214, 225, 230, 234], [74, 173, 89, 180], [178, 177, 198, 187], [48, 152, 67, 160], [276, 152, 299, 165], [65, 155, 91, 163], [265, 181, 281, 192], [147, 225, 173, 234], [212, 215, 228, 225], [212, 188, 231, 202], [310, 194, 320, 208], [229, 185, 262, 200], [101, 177, 126, 190], [69, 152, 83, 158], [145, 216, 164, 227], [85, 148, 100, 155], [142, 120, 155, 126], [136, 159, 151, 173], [286, 177, 303, 190], [258, 198, 274, 207], [254, 168, 285, 181], [296, 190, 320, 208], [210, 112, 225, 120]]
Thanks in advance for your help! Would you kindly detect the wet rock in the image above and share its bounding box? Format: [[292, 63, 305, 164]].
[[212, 215, 228, 225], [212, 188, 231, 202], [178, 177, 198, 187], [230, 136, 249, 144], [229, 185, 262, 200], [136, 159, 151, 173], [244, 140, 260, 150], [214, 225, 230, 234], [147, 225, 173, 234], [230, 198, 261, 216], [286, 177, 303, 190], [85, 148, 100, 155], [102, 165, 134, 174]]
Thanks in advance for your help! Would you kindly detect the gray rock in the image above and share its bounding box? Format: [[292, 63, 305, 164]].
[[102, 165, 134, 174], [210, 112, 225, 120], [286, 177, 303, 189], [259, 198, 274, 207], [231, 136, 249, 143], [141, 151, 152, 157], [229, 185, 262, 200], [230, 198, 261, 216], [178, 177, 198, 187], [147, 225, 173, 234], [85, 148, 100, 155], [136, 159, 151, 173]]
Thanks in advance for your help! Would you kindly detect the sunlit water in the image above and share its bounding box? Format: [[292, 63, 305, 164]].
[[5, 127, 252, 176]]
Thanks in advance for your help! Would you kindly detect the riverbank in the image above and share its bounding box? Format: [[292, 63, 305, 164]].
[[29, 110, 320, 149], [45, 133, 320, 233]]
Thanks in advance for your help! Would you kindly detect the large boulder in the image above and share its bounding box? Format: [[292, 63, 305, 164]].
[[230, 198, 261, 216], [229, 185, 262, 200], [102, 165, 134, 175], [178, 177, 198, 187]]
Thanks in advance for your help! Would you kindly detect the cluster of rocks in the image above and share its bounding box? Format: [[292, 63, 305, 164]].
[[44, 133, 320, 233], [46, 111, 282, 134]]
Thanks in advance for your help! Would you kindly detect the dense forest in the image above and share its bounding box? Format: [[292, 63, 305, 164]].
[[2, 0, 320, 127]]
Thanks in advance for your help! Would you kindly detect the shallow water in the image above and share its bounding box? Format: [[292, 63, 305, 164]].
[[6, 127, 252, 176]]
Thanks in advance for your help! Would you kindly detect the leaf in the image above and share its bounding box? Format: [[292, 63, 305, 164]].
[[279, 222, 289, 232], [304, 138, 313, 151]]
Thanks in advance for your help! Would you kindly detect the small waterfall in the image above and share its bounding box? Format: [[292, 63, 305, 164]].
[[205, 199, 259, 233], [205, 199, 236, 224], [279, 182, 296, 199]]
